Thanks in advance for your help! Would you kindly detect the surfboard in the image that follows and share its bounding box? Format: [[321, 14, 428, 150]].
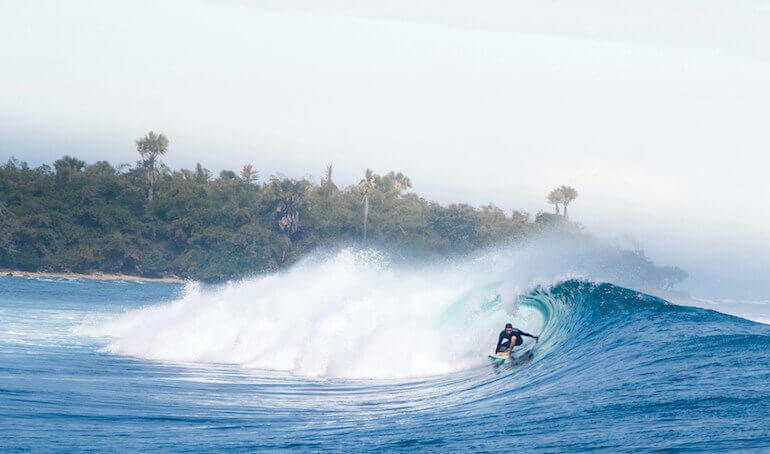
[[488, 354, 510, 365], [488, 351, 534, 366]]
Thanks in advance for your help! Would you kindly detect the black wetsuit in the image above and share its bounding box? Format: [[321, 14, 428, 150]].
[[495, 328, 533, 353]]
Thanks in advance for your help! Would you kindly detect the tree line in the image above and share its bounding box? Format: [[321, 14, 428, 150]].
[[0, 132, 687, 287]]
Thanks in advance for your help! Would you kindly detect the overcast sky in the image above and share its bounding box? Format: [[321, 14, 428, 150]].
[[1, 0, 769, 299]]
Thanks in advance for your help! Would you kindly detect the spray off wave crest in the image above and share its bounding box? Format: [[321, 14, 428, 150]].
[[87, 237, 705, 379], [90, 249, 548, 378]]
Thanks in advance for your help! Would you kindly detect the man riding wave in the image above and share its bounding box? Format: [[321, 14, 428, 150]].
[[495, 322, 539, 356]]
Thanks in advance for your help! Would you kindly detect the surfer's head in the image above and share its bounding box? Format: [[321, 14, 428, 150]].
[[505, 323, 512, 332]]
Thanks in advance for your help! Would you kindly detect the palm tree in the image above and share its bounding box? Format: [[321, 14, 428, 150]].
[[387, 171, 412, 195], [547, 188, 563, 215], [358, 168, 375, 245], [558, 185, 578, 218], [194, 163, 211, 183], [268, 178, 309, 237], [240, 164, 259, 184], [135, 131, 169, 201], [321, 164, 338, 191], [373, 171, 412, 195]]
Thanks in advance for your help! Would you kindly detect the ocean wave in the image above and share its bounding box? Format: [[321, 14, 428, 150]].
[[82, 246, 769, 381]]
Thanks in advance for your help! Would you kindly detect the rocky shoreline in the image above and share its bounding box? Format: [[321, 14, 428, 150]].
[[0, 269, 186, 283]]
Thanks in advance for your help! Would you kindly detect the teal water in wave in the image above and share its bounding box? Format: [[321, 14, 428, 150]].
[[1, 275, 769, 452]]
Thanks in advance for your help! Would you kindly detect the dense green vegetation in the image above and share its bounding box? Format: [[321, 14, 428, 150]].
[[0, 137, 688, 287], [0, 156, 534, 280]]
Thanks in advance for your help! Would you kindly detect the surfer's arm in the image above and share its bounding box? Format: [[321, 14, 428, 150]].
[[494, 334, 504, 353], [518, 330, 540, 341]]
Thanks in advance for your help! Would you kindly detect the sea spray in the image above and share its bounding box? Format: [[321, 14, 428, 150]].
[[86, 249, 543, 378]]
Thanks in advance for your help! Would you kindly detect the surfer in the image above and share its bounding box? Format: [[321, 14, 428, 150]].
[[495, 323, 539, 356]]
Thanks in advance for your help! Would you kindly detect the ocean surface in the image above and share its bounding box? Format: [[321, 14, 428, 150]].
[[2, 250, 770, 452]]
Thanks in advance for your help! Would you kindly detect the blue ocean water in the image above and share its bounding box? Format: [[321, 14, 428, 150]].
[[2, 274, 769, 452]]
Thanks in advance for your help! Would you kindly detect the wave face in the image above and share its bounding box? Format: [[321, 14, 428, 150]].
[[3, 249, 770, 451]]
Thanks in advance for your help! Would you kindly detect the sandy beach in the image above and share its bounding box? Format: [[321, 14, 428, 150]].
[[0, 269, 186, 283]]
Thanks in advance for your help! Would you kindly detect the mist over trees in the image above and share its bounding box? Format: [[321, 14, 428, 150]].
[[0, 135, 687, 287]]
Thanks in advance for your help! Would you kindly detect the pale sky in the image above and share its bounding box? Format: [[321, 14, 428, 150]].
[[1, 0, 769, 298]]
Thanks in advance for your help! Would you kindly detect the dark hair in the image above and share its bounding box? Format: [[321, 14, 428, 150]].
[[505, 323, 513, 328]]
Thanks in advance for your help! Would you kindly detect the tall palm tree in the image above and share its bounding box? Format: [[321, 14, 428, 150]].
[[135, 131, 169, 201], [321, 164, 338, 191], [558, 185, 578, 218], [358, 168, 375, 245], [240, 164, 259, 184], [547, 188, 563, 215]]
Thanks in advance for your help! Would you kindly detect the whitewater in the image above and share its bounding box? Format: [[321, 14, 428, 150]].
[[2, 246, 770, 451], [84, 249, 548, 379]]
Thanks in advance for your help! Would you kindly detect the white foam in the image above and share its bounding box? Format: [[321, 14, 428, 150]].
[[85, 249, 546, 379]]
